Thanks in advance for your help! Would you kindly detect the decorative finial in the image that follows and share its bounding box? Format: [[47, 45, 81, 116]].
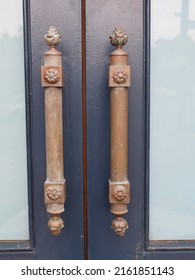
[[109, 27, 128, 48], [48, 215, 64, 236], [44, 26, 61, 48], [111, 217, 128, 237]]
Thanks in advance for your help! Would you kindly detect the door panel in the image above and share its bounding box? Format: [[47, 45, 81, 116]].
[[86, 0, 144, 259], [30, 0, 84, 259]]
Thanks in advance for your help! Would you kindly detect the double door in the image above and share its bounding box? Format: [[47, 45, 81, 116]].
[[31, 0, 143, 259], [1, 0, 195, 260]]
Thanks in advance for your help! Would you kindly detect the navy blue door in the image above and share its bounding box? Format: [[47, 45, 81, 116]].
[[2, 0, 194, 260], [27, 0, 144, 260], [86, 0, 144, 260], [0, 0, 145, 260], [30, 0, 84, 259]]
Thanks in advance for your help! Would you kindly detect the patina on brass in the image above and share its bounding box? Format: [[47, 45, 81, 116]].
[[109, 27, 130, 236], [41, 26, 66, 236], [111, 217, 128, 237]]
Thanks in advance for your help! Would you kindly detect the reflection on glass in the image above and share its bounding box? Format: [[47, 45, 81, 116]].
[[0, 0, 29, 240], [150, 0, 195, 240]]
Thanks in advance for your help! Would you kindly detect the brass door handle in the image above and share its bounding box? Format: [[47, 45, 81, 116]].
[[41, 26, 66, 236], [108, 27, 130, 237]]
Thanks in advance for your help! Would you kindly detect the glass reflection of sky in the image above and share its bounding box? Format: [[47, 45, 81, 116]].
[[0, 0, 23, 37], [0, 0, 29, 240], [150, 0, 195, 240]]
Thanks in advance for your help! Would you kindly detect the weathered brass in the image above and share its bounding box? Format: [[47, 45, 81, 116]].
[[109, 180, 130, 205], [41, 26, 66, 236], [41, 66, 63, 87], [111, 217, 128, 237], [109, 65, 130, 87], [109, 27, 130, 236]]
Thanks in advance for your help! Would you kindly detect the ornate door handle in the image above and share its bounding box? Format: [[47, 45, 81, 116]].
[[108, 27, 130, 237], [41, 26, 66, 236]]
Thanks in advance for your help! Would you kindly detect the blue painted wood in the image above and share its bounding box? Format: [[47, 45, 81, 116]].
[[86, 0, 195, 259], [86, 0, 144, 259], [0, 0, 84, 259], [30, 0, 84, 260]]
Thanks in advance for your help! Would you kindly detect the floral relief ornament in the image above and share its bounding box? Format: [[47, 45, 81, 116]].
[[44, 68, 60, 84], [112, 70, 128, 85], [112, 185, 128, 202], [46, 185, 63, 201]]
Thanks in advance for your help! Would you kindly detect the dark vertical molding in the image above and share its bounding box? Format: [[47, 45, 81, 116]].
[[23, 0, 34, 249], [144, 0, 151, 251], [81, 0, 88, 260]]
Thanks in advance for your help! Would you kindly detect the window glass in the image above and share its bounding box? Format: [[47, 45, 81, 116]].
[[150, 0, 195, 240], [0, 0, 29, 240]]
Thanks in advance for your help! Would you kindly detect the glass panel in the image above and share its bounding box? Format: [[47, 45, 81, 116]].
[[0, 0, 29, 240], [150, 0, 195, 240]]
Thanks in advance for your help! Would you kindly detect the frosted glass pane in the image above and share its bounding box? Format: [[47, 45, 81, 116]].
[[150, 0, 195, 240], [0, 0, 29, 240]]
